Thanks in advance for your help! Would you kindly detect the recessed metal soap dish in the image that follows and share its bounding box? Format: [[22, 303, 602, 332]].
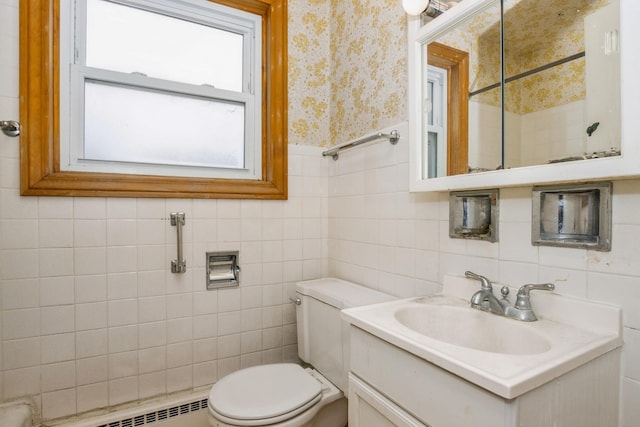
[[449, 189, 499, 242], [532, 182, 611, 251]]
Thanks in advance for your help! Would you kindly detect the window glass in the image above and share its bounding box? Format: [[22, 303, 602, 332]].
[[427, 80, 434, 125], [425, 65, 447, 178], [85, 0, 244, 91], [427, 131, 438, 178], [83, 81, 246, 169]]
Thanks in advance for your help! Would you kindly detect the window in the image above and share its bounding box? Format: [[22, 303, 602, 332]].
[[20, 0, 287, 199], [66, 0, 260, 179], [427, 42, 469, 176], [425, 65, 447, 178]]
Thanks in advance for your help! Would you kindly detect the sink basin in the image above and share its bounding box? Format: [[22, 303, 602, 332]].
[[394, 304, 551, 355]]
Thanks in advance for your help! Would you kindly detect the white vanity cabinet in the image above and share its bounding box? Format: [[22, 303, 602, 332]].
[[348, 326, 620, 427], [348, 374, 426, 427]]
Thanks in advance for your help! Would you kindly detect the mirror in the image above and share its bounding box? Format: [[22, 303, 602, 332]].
[[408, 0, 635, 192], [426, 1, 502, 177], [502, 0, 620, 169]]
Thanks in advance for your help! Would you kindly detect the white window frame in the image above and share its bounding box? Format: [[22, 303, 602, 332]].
[[425, 65, 448, 178], [59, 0, 262, 180]]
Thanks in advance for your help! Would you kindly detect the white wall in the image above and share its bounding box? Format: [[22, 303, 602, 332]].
[[0, 147, 328, 422]]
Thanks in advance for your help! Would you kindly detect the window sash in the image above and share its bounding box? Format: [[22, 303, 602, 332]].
[[84, 0, 247, 91], [62, 0, 262, 180], [81, 79, 250, 172]]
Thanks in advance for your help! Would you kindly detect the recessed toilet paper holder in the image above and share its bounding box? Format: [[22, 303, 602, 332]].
[[206, 251, 240, 289]]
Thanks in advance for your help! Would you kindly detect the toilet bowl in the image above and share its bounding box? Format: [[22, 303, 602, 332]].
[[208, 364, 344, 427], [207, 278, 394, 427]]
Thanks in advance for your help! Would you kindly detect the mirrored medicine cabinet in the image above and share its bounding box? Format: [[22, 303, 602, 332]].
[[408, 0, 640, 192]]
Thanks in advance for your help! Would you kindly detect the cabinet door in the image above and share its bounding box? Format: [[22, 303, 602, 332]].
[[349, 374, 428, 427]]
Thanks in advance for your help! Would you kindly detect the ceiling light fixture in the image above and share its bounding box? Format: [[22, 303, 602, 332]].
[[402, 0, 452, 18], [402, 0, 429, 16]]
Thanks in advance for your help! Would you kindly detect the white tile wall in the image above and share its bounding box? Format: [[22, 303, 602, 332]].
[[0, 141, 326, 422], [327, 122, 640, 426], [468, 102, 502, 171], [520, 101, 586, 166], [470, 100, 588, 169]]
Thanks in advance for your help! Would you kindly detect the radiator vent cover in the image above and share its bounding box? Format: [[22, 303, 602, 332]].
[[94, 398, 208, 427]]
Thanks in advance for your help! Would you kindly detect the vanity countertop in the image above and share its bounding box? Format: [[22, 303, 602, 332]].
[[341, 276, 622, 399]]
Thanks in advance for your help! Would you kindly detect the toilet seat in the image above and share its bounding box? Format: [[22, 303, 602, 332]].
[[208, 363, 322, 426]]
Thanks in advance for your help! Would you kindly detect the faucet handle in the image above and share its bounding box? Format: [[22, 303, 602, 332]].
[[465, 271, 493, 290], [515, 283, 555, 309]]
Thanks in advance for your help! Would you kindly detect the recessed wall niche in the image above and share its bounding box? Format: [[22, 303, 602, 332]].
[[532, 182, 612, 251], [449, 189, 499, 242]]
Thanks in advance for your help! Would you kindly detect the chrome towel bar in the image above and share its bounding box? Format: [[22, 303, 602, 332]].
[[322, 129, 399, 161]]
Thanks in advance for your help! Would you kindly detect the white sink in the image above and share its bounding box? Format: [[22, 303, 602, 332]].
[[342, 275, 622, 399], [395, 303, 550, 355]]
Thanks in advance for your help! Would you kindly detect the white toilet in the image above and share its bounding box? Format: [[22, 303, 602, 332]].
[[207, 278, 395, 427]]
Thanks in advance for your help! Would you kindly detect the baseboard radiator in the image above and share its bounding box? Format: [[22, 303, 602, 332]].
[[56, 392, 209, 427], [97, 398, 207, 427]]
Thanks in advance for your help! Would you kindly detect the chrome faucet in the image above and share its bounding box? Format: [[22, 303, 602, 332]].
[[465, 271, 555, 321], [466, 271, 505, 315]]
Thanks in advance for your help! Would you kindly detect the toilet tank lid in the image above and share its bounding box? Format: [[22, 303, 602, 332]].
[[296, 278, 395, 309]]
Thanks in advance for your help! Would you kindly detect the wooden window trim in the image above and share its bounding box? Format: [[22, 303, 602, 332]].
[[428, 42, 469, 176], [20, 0, 288, 199]]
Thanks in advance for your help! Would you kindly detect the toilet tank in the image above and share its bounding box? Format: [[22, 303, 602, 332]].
[[295, 278, 394, 392]]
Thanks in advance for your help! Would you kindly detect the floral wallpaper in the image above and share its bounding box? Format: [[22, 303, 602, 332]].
[[438, 0, 611, 114], [502, 0, 610, 115], [288, 0, 333, 147], [287, 0, 408, 148], [328, 0, 408, 144], [434, 3, 502, 107]]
